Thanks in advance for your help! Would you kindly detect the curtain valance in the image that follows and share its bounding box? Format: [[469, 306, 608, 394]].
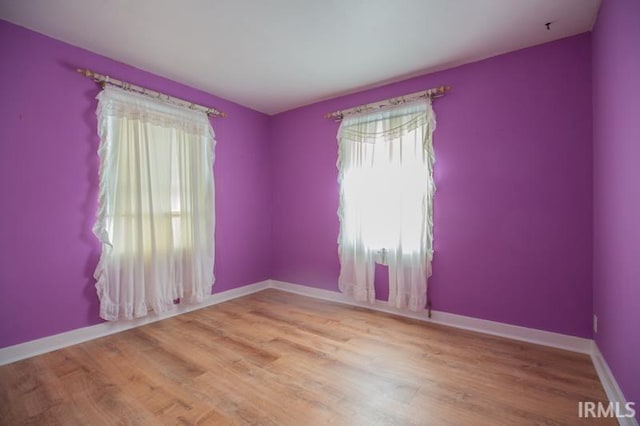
[[97, 86, 214, 137], [338, 101, 435, 145]]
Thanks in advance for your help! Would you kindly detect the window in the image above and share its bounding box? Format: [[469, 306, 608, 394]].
[[337, 100, 436, 311], [94, 86, 215, 320]]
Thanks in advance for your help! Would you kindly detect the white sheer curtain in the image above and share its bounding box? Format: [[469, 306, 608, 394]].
[[93, 86, 215, 321], [337, 100, 436, 311]]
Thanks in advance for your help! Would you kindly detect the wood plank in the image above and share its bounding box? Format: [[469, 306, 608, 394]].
[[0, 289, 614, 425]]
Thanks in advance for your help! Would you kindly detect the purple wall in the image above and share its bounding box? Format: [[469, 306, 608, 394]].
[[270, 34, 594, 338], [592, 0, 640, 413], [0, 20, 271, 348], [0, 19, 600, 351]]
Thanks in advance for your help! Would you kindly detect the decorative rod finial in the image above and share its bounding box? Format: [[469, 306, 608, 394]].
[[76, 68, 92, 78]]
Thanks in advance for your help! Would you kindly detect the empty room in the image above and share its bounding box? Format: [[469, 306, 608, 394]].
[[0, 0, 638, 424]]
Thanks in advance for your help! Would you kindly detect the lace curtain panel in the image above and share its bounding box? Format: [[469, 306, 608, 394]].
[[94, 86, 216, 321], [337, 100, 436, 311]]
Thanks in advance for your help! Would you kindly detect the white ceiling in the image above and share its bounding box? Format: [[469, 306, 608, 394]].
[[1, 0, 600, 114]]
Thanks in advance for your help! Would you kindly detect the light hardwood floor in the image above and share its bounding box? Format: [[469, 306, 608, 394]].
[[0, 289, 614, 425]]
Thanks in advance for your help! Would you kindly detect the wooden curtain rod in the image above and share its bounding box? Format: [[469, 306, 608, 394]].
[[77, 68, 226, 118], [324, 85, 450, 121]]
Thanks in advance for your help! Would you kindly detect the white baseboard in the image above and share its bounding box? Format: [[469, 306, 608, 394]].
[[2, 278, 635, 425], [0, 278, 591, 365], [591, 343, 639, 426], [0, 280, 270, 366], [269, 280, 593, 354]]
